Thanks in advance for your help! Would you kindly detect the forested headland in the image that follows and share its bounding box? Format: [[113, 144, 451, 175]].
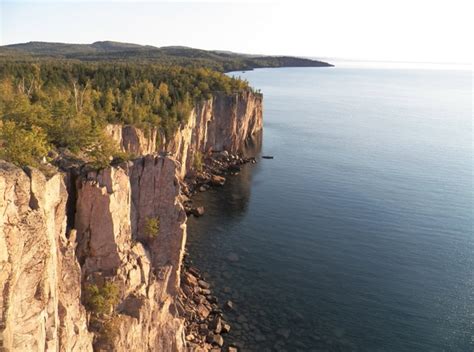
[[0, 41, 332, 169], [0, 62, 251, 168]]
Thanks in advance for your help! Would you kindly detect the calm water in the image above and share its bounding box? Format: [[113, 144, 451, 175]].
[[186, 67, 473, 351]]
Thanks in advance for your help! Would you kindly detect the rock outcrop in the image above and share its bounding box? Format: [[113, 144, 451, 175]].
[[0, 91, 262, 351], [74, 157, 186, 351], [0, 161, 93, 352], [105, 125, 161, 157], [107, 91, 263, 177], [169, 91, 263, 177]]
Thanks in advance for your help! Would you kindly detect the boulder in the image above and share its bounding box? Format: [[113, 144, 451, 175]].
[[193, 295, 206, 304], [191, 206, 205, 217], [209, 316, 223, 334], [197, 304, 211, 319], [210, 334, 224, 347], [198, 280, 211, 289], [206, 294, 217, 303], [199, 323, 209, 335], [224, 300, 234, 311], [222, 323, 231, 334], [184, 272, 198, 286], [183, 284, 194, 297], [188, 266, 201, 278], [210, 175, 226, 186], [216, 151, 229, 160]]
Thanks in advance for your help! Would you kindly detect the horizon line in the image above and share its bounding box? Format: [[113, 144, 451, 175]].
[[1, 40, 471, 66]]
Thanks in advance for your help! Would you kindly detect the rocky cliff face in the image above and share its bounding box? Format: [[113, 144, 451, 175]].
[[108, 91, 263, 177], [0, 162, 93, 352], [105, 125, 161, 157], [169, 91, 262, 177], [74, 157, 186, 351], [0, 91, 262, 351]]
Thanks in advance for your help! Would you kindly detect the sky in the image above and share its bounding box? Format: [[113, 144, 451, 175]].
[[1, 0, 472, 64]]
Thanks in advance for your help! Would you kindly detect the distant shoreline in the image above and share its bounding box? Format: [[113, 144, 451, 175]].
[[0, 40, 333, 72]]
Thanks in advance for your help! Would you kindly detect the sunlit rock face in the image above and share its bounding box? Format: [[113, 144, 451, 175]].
[[107, 91, 263, 177], [169, 91, 263, 177], [0, 91, 262, 351], [105, 124, 161, 157], [74, 156, 186, 351], [0, 162, 93, 352]]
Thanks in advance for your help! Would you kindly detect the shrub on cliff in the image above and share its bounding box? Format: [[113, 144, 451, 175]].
[[85, 132, 130, 169], [144, 217, 160, 239], [193, 151, 203, 171], [83, 282, 120, 315]]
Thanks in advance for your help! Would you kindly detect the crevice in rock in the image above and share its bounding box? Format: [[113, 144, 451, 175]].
[[64, 169, 78, 232], [23, 168, 40, 210], [29, 192, 40, 210]]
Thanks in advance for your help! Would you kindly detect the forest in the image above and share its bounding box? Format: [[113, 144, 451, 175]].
[[0, 41, 333, 72], [0, 42, 332, 169], [0, 61, 252, 168]]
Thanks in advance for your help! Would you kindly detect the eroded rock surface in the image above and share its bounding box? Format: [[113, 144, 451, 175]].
[[0, 161, 93, 352], [106, 91, 263, 178], [0, 91, 262, 351], [75, 157, 186, 351]]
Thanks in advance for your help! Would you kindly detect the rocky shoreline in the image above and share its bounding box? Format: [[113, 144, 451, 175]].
[[178, 257, 235, 352], [180, 151, 256, 217], [177, 151, 257, 351]]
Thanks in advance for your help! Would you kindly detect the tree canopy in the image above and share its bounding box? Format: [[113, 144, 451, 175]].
[[0, 61, 252, 168]]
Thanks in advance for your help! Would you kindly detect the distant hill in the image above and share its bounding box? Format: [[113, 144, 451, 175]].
[[0, 41, 333, 71], [4, 41, 155, 54]]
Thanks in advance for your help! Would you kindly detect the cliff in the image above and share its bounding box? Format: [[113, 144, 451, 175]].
[[0, 162, 93, 351], [0, 91, 262, 351], [108, 91, 263, 177]]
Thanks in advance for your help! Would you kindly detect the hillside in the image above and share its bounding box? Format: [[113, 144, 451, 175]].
[[0, 41, 333, 71]]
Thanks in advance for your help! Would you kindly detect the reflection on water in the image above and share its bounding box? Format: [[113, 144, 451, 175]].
[[187, 67, 473, 351], [187, 164, 341, 351]]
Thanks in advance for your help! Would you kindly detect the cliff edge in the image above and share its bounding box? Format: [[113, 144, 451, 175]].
[[0, 91, 262, 351]]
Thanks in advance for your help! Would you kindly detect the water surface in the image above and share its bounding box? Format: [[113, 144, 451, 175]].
[[187, 67, 473, 351]]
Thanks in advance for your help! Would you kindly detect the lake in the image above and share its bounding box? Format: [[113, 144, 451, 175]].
[[186, 66, 473, 351]]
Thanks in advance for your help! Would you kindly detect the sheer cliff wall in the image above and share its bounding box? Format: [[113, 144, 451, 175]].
[[0, 91, 262, 351]]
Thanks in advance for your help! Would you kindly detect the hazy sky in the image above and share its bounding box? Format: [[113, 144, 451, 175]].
[[1, 0, 472, 63]]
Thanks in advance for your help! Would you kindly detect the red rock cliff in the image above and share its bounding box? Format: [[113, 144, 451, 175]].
[[0, 91, 262, 351]]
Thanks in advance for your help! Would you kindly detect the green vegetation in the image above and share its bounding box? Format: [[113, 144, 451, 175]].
[[0, 41, 333, 72], [193, 151, 203, 171], [144, 217, 160, 239], [84, 281, 122, 348], [0, 42, 332, 168], [0, 61, 250, 167], [83, 282, 120, 315], [0, 120, 49, 167]]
